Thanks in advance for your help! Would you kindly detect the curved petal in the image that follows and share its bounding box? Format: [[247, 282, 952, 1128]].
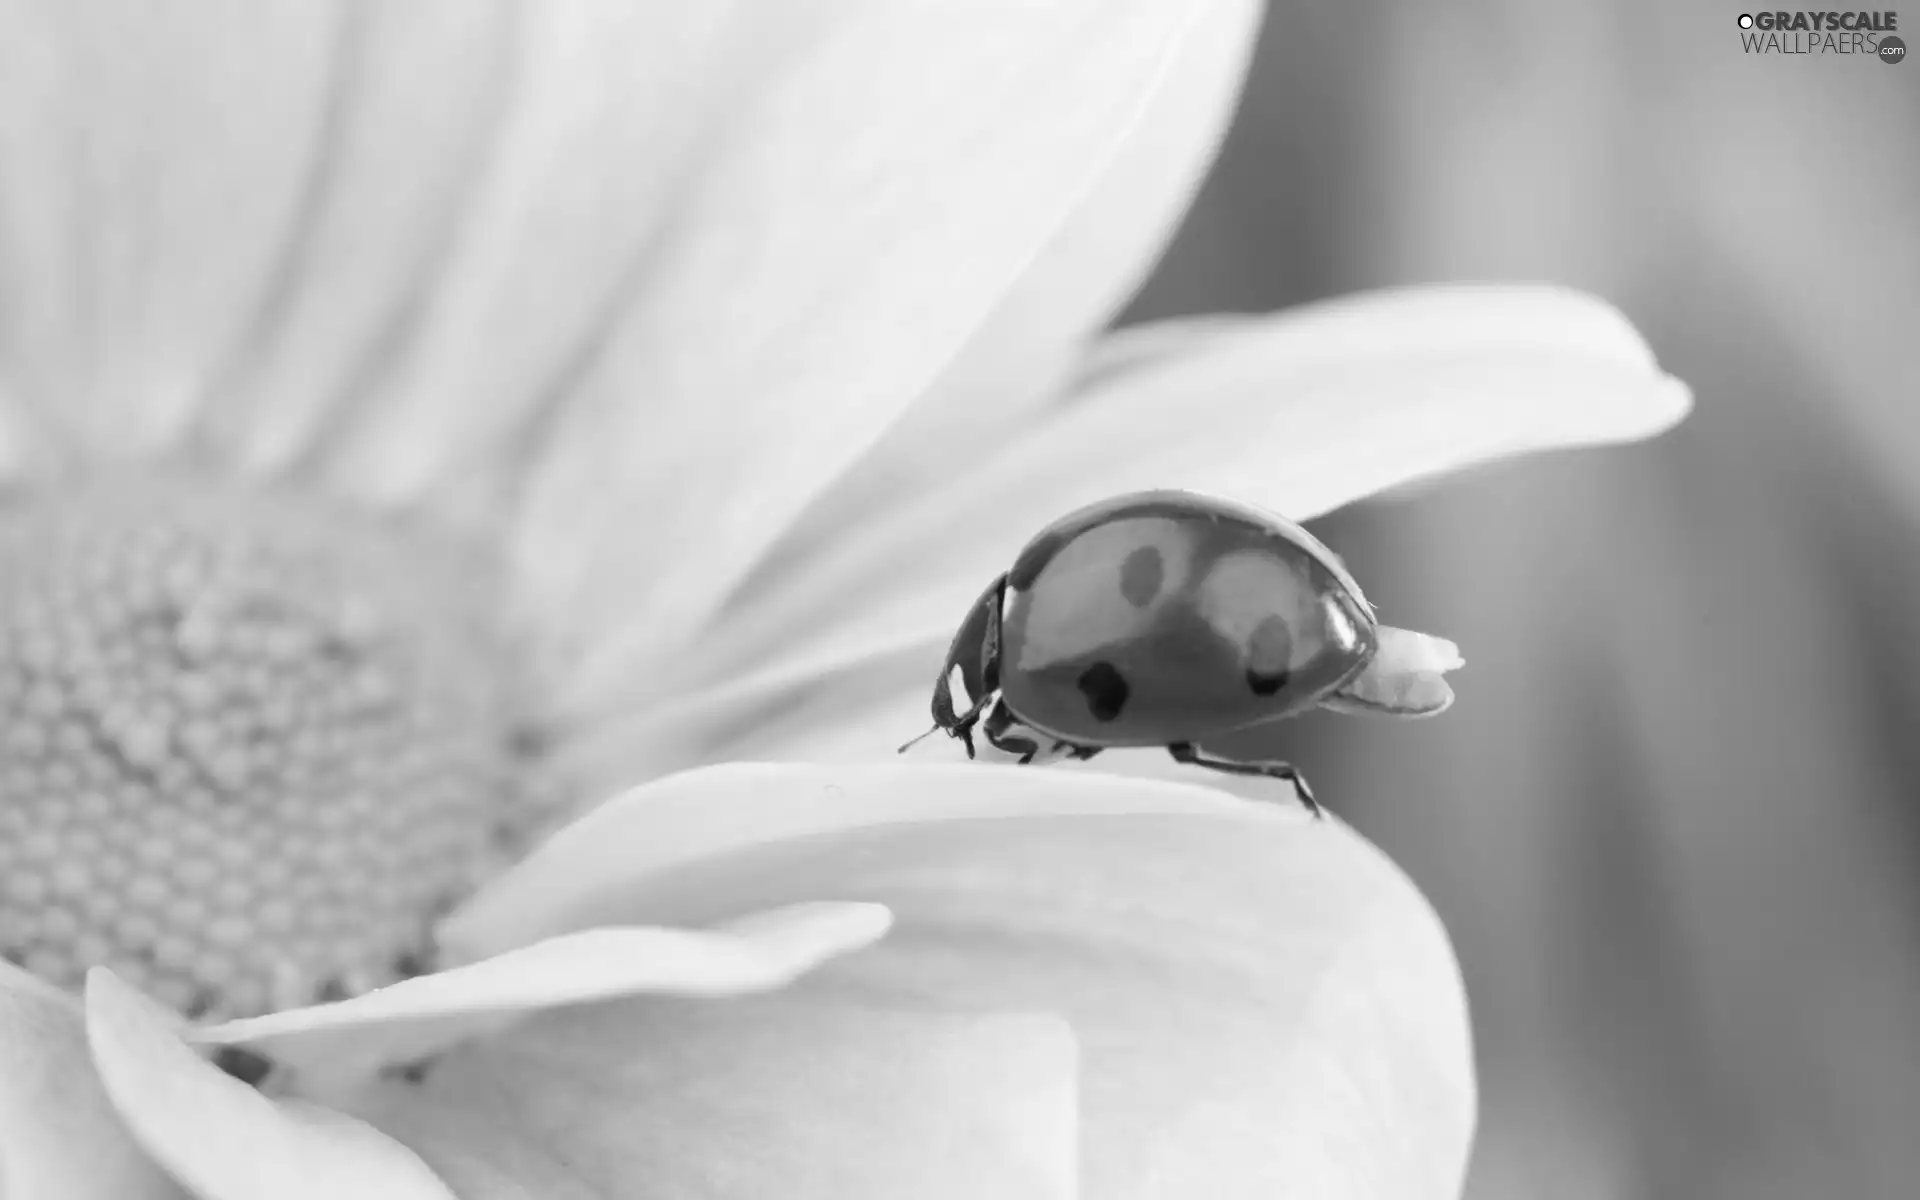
[[355, 1001, 1078, 1200], [542, 630, 938, 799], [0, 0, 342, 464], [84, 970, 456, 1200], [715, 0, 1263, 623], [190, 0, 522, 490], [446, 763, 1474, 1199], [292, 3, 743, 521], [194, 902, 890, 1095], [0, 1, 797, 522], [0, 963, 182, 1200], [516, 1, 1216, 708], [442, 762, 1270, 956], [690, 285, 1689, 690]]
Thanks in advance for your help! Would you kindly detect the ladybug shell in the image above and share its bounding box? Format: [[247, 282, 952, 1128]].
[[997, 490, 1378, 747]]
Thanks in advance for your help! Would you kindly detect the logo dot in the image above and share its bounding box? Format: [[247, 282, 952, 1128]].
[[1737, 13, 1754, 28], [1881, 35, 1907, 64]]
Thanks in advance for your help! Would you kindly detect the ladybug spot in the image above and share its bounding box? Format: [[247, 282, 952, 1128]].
[[1245, 615, 1294, 697], [1076, 661, 1130, 722], [1246, 666, 1291, 697], [1118, 546, 1163, 608]]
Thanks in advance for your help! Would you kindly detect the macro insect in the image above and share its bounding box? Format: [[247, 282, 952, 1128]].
[[900, 489, 1461, 817]]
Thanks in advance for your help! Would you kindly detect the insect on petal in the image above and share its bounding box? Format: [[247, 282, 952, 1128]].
[[695, 284, 1690, 688]]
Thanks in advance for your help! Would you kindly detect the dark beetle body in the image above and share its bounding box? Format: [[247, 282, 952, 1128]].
[[917, 490, 1390, 816], [1003, 491, 1376, 742]]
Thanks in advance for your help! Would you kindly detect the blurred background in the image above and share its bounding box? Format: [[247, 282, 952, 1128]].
[[1123, 4, 1920, 1199]]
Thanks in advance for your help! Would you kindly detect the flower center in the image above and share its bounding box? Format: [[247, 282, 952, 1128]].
[[0, 477, 526, 1020]]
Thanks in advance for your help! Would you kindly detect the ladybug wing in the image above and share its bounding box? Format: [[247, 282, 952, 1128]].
[[1147, 489, 1376, 618], [1260, 510, 1376, 618]]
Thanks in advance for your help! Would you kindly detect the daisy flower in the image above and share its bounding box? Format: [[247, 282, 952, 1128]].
[[0, 2, 1690, 1198]]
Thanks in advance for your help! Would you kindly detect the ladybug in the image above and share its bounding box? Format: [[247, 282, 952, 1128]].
[[900, 489, 1457, 817]]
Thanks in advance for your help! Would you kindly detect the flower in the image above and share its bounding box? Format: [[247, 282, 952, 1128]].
[[0, 2, 1691, 1199]]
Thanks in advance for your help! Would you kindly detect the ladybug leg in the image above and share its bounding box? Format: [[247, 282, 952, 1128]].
[[990, 732, 1042, 766], [935, 673, 1005, 761], [980, 703, 1101, 766], [949, 697, 990, 760], [981, 698, 1043, 765], [1165, 743, 1323, 819]]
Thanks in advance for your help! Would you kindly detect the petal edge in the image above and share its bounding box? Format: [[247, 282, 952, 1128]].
[[84, 969, 457, 1200]]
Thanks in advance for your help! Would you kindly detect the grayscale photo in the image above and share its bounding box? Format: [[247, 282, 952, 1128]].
[[0, 4, 1906, 1199]]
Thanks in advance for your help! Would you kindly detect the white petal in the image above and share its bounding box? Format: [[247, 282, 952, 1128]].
[[192, 902, 889, 1094], [718, 0, 1262, 625], [446, 763, 1473, 1198], [0, 3, 768, 525], [695, 284, 1691, 689], [356, 1001, 1079, 1200], [544, 627, 935, 799], [190, 0, 520, 490], [442, 762, 1268, 959], [295, 4, 742, 522], [0, 963, 181, 1200], [0, 0, 340, 463], [511, 2, 1216, 707], [0, 374, 64, 484], [84, 970, 457, 1200]]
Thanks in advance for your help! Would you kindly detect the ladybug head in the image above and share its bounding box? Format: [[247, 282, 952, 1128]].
[[897, 573, 1008, 754]]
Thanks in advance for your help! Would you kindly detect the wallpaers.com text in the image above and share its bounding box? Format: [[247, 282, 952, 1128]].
[[1737, 10, 1906, 59]]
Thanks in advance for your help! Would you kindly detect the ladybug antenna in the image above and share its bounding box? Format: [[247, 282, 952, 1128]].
[[897, 725, 942, 754]]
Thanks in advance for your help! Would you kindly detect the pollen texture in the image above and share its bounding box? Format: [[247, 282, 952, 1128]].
[[0, 480, 523, 1019]]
